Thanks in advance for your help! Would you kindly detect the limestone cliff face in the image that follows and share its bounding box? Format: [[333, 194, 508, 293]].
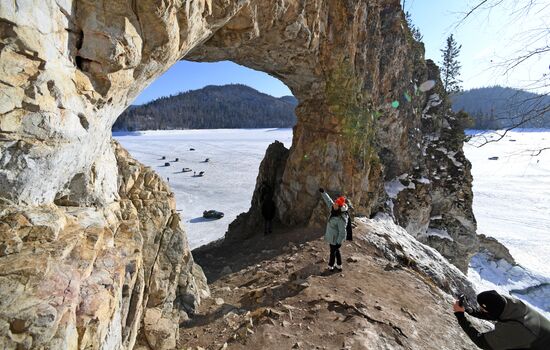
[[379, 58, 478, 272], [195, 1, 478, 270], [0, 141, 208, 349], [1, 0, 477, 349]]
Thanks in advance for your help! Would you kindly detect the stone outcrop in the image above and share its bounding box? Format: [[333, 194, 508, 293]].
[[383, 60, 478, 272], [1, 0, 480, 348], [201, 1, 477, 270], [477, 233, 516, 264], [227, 141, 289, 241], [0, 142, 208, 350]]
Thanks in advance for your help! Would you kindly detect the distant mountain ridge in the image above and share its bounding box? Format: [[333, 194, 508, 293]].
[[114, 84, 549, 131], [451, 86, 550, 129], [113, 84, 297, 131]]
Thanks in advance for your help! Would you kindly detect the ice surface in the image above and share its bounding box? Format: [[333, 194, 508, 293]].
[[464, 130, 550, 278], [465, 130, 550, 315], [114, 129, 292, 249]]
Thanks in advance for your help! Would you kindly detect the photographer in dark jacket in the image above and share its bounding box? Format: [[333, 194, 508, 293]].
[[453, 290, 550, 349]]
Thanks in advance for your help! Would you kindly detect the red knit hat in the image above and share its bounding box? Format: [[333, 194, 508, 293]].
[[335, 196, 346, 207]]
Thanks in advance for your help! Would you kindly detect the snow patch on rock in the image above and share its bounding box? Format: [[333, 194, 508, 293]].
[[422, 94, 442, 115], [416, 177, 431, 184], [359, 214, 474, 297], [420, 228, 454, 241], [435, 147, 463, 167], [384, 174, 415, 199]]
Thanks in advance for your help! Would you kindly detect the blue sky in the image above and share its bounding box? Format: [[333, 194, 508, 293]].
[[133, 1, 548, 105], [407, 0, 548, 93], [133, 61, 292, 104]]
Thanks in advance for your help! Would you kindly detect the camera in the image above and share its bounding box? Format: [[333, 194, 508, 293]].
[[458, 294, 465, 307]]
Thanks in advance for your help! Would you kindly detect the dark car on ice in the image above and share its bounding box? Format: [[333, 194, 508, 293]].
[[202, 210, 224, 220]]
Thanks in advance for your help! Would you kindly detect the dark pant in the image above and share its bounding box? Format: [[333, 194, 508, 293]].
[[329, 244, 342, 267], [264, 219, 273, 234]]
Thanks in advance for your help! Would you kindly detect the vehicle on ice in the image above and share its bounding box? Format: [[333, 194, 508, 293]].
[[202, 210, 224, 219]]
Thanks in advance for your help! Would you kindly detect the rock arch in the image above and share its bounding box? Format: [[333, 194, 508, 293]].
[[0, 1, 477, 349]]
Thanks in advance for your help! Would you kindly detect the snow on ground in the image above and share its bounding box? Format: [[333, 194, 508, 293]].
[[115, 128, 550, 314], [114, 129, 292, 248], [464, 130, 550, 316]]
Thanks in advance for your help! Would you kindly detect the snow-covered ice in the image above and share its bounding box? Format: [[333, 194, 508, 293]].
[[114, 129, 292, 248], [115, 128, 549, 315], [465, 130, 550, 317], [464, 130, 550, 276]]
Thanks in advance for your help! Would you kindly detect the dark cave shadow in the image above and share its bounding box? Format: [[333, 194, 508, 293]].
[[192, 225, 323, 284]]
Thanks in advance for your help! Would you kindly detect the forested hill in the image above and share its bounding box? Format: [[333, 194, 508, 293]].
[[113, 84, 298, 131], [451, 86, 550, 129]]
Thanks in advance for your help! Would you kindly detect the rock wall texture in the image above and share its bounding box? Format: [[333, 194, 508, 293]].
[[196, 0, 478, 270], [0, 141, 209, 349], [1, 0, 477, 349]]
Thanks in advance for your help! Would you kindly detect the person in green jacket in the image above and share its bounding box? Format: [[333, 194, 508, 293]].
[[453, 290, 550, 349], [319, 188, 349, 272]]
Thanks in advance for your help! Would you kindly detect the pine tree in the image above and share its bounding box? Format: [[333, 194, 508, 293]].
[[440, 35, 462, 94], [405, 12, 423, 42]]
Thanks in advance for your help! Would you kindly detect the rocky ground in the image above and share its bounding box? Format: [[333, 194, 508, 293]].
[[179, 217, 485, 350]]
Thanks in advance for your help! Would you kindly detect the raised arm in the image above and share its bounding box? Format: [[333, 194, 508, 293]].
[[319, 188, 334, 209]]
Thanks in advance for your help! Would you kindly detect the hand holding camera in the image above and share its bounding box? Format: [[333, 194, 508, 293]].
[[453, 294, 466, 313]]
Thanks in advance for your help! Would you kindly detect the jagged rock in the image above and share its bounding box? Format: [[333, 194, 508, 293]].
[[143, 308, 177, 350], [227, 140, 289, 240], [0, 143, 208, 350], [1, 0, 480, 348], [478, 233, 516, 264], [358, 215, 476, 300], [0, 0, 476, 261], [223, 312, 240, 330], [383, 61, 478, 272]]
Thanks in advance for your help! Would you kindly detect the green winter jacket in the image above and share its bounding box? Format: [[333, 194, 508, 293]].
[[456, 295, 550, 349], [321, 192, 348, 245]]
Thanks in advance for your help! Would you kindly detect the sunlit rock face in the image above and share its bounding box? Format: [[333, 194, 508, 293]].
[[1, 0, 476, 349], [187, 1, 477, 270], [0, 141, 209, 350]]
